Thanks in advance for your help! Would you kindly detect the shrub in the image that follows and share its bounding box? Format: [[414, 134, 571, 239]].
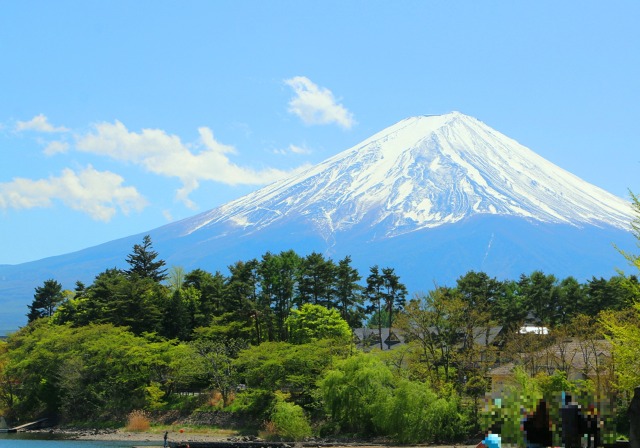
[[374, 378, 467, 443], [265, 392, 312, 441], [126, 410, 150, 431], [226, 389, 274, 416]]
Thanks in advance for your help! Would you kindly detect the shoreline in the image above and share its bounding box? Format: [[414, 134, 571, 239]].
[[22, 428, 479, 448]]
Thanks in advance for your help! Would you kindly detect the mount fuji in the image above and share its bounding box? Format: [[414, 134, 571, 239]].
[[0, 112, 635, 332]]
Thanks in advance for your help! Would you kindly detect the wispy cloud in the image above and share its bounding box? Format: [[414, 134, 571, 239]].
[[273, 144, 312, 156], [162, 209, 174, 222], [76, 121, 310, 209], [289, 144, 311, 155], [284, 76, 355, 129], [16, 114, 69, 133], [43, 140, 69, 155], [0, 166, 147, 221]]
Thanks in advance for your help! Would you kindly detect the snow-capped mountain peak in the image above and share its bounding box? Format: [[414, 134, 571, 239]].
[[182, 112, 632, 240]]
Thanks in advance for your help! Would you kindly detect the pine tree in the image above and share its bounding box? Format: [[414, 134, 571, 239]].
[[365, 265, 385, 350], [334, 255, 364, 327], [27, 279, 63, 321], [381, 267, 407, 331], [125, 235, 168, 282], [296, 252, 337, 308]]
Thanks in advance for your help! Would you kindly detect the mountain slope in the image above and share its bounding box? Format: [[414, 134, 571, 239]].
[[0, 112, 635, 333], [174, 112, 631, 242]]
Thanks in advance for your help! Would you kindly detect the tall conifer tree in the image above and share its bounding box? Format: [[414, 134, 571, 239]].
[[125, 235, 168, 282]]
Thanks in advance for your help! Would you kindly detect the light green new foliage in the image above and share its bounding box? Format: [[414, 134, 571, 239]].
[[286, 304, 351, 345], [603, 191, 640, 394], [601, 304, 640, 393], [144, 381, 166, 410], [320, 352, 466, 442], [374, 378, 465, 443], [319, 352, 394, 434], [268, 392, 312, 441]]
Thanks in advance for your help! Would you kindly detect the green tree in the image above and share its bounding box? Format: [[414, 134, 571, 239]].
[[365, 266, 385, 350], [296, 252, 336, 308], [618, 191, 640, 280], [162, 287, 195, 340], [234, 339, 349, 410], [3, 321, 183, 421], [395, 288, 465, 386], [27, 279, 63, 322], [267, 391, 312, 441], [334, 255, 364, 327], [453, 271, 500, 397], [586, 275, 636, 314], [494, 279, 527, 334], [518, 271, 560, 326], [600, 191, 640, 394], [286, 304, 351, 345], [0, 340, 17, 415], [320, 351, 467, 442], [225, 259, 260, 342], [455, 270, 503, 323], [190, 335, 247, 406], [125, 234, 168, 282], [319, 352, 394, 434], [184, 268, 226, 327], [167, 265, 186, 292], [381, 267, 407, 331], [70, 269, 164, 335], [374, 377, 465, 443], [556, 276, 585, 325], [258, 250, 300, 341]]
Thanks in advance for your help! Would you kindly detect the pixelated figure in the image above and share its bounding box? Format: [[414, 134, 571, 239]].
[[584, 404, 601, 448], [522, 399, 553, 448], [629, 386, 640, 448], [561, 393, 586, 448]]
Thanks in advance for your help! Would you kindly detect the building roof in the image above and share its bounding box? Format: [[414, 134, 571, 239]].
[[489, 338, 611, 378], [353, 326, 504, 350]]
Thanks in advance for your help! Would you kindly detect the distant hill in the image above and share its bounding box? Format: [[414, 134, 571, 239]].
[[0, 112, 634, 332]]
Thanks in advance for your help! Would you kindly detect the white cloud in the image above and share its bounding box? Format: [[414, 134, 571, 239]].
[[273, 144, 312, 156], [0, 166, 147, 221], [76, 121, 310, 208], [284, 76, 355, 129], [43, 140, 69, 155], [289, 144, 311, 155], [16, 114, 68, 133]]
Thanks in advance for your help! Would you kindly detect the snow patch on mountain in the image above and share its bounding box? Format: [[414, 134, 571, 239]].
[[182, 112, 633, 239]]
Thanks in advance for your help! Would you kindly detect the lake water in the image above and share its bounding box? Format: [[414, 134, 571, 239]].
[[0, 433, 161, 447]]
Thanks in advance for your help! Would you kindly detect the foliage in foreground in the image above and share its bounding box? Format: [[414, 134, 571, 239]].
[[319, 352, 467, 443], [264, 392, 312, 441]]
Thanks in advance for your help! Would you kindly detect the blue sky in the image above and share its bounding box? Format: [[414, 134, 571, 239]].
[[1, 1, 639, 265]]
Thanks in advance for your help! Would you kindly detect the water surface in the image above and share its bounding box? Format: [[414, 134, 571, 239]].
[[0, 432, 161, 447]]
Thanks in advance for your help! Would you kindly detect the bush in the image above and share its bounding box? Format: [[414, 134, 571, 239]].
[[374, 378, 467, 443], [126, 409, 150, 431], [264, 392, 312, 441], [226, 389, 274, 416]]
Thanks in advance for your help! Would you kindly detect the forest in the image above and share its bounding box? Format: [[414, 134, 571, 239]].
[[1, 193, 640, 444]]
